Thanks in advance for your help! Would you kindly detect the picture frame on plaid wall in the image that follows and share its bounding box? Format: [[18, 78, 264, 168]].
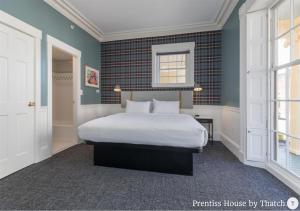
[[85, 65, 99, 88]]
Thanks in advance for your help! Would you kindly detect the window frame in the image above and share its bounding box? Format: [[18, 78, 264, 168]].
[[270, 0, 300, 177], [151, 42, 195, 88]]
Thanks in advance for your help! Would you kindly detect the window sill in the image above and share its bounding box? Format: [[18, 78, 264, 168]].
[[152, 83, 194, 88]]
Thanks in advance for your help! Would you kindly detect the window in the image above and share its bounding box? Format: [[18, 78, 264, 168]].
[[152, 42, 195, 87], [271, 0, 300, 177]]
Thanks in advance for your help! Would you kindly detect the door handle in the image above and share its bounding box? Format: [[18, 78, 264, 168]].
[[28, 101, 36, 107]]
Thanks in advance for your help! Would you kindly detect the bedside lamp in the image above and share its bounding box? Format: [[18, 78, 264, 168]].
[[194, 83, 203, 92], [114, 85, 121, 92], [193, 83, 203, 119]]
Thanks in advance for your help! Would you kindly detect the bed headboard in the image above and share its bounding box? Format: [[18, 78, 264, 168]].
[[121, 91, 193, 109]]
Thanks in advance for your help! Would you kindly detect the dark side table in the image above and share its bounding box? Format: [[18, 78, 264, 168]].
[[194, 117, 214, 145]]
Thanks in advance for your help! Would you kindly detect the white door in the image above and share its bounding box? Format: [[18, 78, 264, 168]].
[[246, 11, 267, 162], [0, 22, 35, 178]]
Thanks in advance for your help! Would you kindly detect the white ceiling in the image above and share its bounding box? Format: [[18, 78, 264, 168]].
[[46, 0, 238, 41], [69, 0, 223, 33]]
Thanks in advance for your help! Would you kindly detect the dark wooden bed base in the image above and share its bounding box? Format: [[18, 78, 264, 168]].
[[86, 141, 199, 176]]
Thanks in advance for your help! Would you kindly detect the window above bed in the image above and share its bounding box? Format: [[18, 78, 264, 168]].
[[152, 42, 195, 88]]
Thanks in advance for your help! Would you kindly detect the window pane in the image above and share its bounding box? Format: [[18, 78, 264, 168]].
[[160, 70, 168, 77], [160, 55, 169, 63], [160, 77, 168, 84], [292, 26, 300, 61], [294, 0, 300, 26], [160, 62, 169, 69], [288, 138, 300, 176], [276, 65, 300, 100], [276, 102, 300, 139], [276, 101, 287, 133], [277, 33, 291, 66], [274, 132, 300, 177], [168, 55, 177, 62], [290, 102, 300, 139], [177, 54, 185, 61], [177, 69, 185, 76], [177, 61, 186, 68], [177, 77, 186, 83], [170, 62, 179, 69], [290, 64, 300, 100], [158, 53, 187, 84], [277, 0, 291, 36], [168, 70, 177, 77], [274, 132, 288, 168], [276, 68, 288, 100], [168, 77, 177, 83]]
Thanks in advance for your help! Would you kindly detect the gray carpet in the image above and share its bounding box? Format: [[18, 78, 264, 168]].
[[0, 142, 298, 210]]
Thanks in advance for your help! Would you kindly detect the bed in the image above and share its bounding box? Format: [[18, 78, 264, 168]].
[[78, 91, 208, 175], [79, 113, 207, 148]]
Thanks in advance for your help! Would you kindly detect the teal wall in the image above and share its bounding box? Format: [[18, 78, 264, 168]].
[[0, 0, 101, 105], [0, 0, 245, 107], [222, 0, 245, 107]]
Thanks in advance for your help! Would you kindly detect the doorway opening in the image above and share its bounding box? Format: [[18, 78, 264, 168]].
[[52, 47, 76, 154], [47, 35, 81, 156]]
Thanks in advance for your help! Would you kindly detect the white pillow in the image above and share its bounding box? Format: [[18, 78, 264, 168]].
[[152, 99, 180, 114], [126, 100, 151, 114]]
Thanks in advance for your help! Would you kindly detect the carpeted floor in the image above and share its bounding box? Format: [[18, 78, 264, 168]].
[[0, 142, 298, 210]]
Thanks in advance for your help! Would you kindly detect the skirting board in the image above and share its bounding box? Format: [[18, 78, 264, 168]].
[[36, 106, 51, 162], [220, 132, 244, 162], [266, 162, 300, 195], [220, 132, 266, 169]]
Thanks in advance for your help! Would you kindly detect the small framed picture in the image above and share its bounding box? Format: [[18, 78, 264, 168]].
[[85, 65, 99, 88]]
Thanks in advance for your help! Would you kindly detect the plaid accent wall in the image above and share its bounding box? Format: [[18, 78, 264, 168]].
[[101, 31, 222, 104]]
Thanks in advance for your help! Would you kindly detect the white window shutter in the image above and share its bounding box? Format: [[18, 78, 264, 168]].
[[246, 10, 268, 162]]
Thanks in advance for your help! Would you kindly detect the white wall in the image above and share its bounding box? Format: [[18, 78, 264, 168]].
[[219, 106, 243, 161], [78, 104, 124, 125], [182, 105, 222, 141]]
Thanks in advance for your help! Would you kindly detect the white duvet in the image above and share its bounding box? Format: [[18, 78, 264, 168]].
[[78, 113, 208, 148]]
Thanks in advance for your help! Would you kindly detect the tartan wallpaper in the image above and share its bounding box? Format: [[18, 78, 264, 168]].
[[101, 31, 222, 104]]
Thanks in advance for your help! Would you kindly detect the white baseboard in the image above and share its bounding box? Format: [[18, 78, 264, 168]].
[[220, 132, 243, 162], [243, 160, 266, 168], [266, 161, 300, 195], [36, 106, 51, 162]]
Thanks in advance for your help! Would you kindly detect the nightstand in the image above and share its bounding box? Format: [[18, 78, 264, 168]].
[[194, 117, 213, 145]]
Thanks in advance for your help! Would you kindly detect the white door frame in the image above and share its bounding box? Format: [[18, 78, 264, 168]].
[[0, 10, 42, 163], [47, 35, 81, 153]]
